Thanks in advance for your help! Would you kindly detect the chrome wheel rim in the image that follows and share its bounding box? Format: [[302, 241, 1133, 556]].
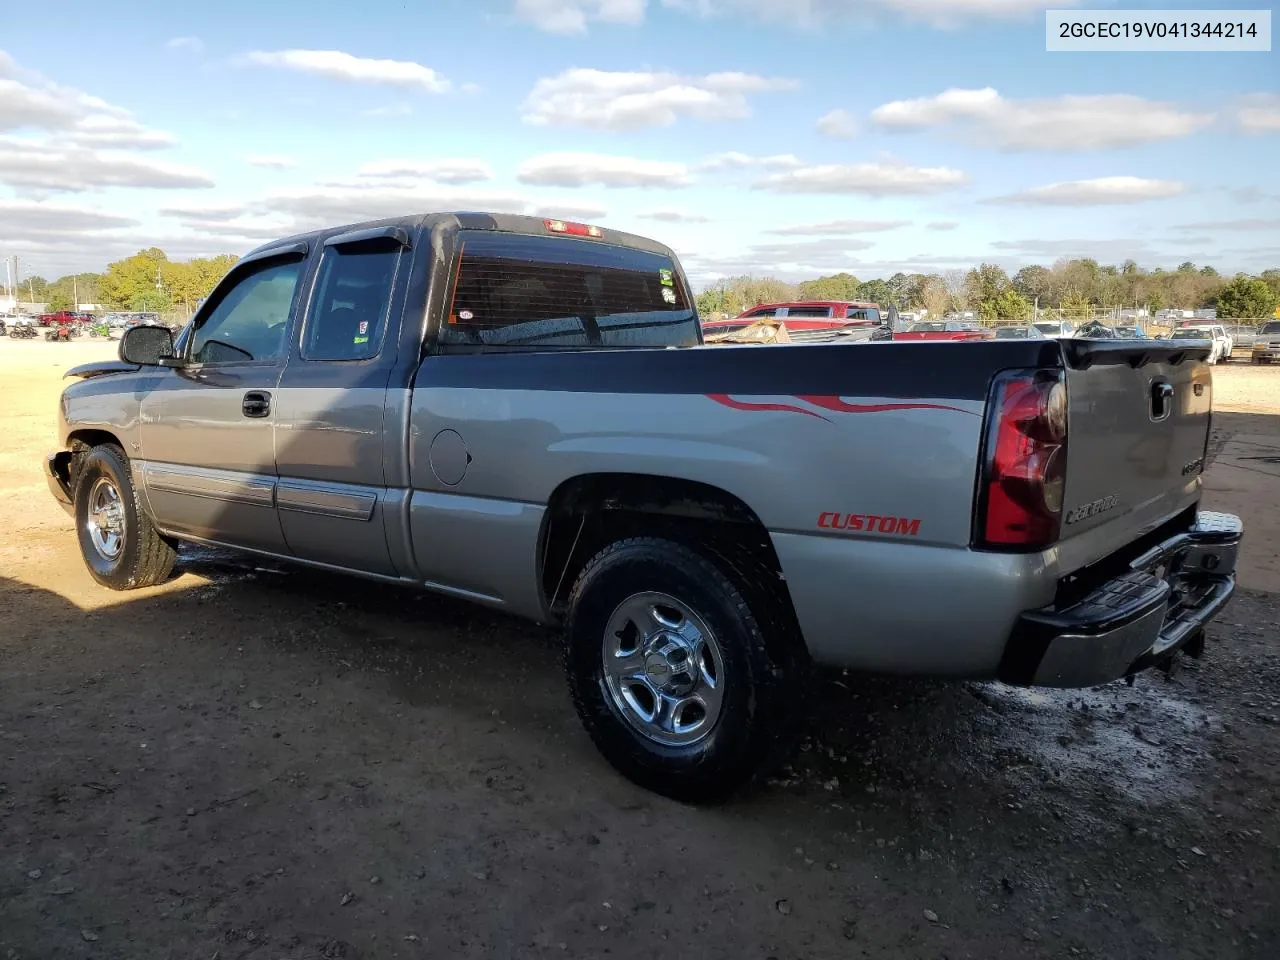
[[601, 591, 726, 747], [86, 476, 125, 561]]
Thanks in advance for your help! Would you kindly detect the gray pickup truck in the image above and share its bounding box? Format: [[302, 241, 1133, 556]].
[[47, 212, 1243, 802]]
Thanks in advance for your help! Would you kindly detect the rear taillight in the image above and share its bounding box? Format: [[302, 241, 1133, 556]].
[[976, 369, 1068, 550]]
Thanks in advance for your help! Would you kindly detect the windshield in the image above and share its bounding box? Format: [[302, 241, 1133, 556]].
[[995, 327, 1031, 338], [1171, 329, 1210, 339], [1262, 322, 1280, 335], [442, 231, 699, 349], [908, 322, 945, 332]]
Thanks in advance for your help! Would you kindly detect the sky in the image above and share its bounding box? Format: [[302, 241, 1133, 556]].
[[0, 0, 1277, 290]]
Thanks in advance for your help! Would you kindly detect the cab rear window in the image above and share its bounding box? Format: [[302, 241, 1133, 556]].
[[441, 232, 699, 349]]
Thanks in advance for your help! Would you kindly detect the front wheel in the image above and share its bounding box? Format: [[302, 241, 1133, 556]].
[[72, 444, 177, 589], [564, 537, 807, 803]]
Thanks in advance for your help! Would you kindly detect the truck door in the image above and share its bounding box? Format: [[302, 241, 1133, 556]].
[[272, 227, 411, 577], [137, 248, 306, 553]]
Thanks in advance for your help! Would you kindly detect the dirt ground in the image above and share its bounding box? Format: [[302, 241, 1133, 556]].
[[1, 338, 1277, 960]]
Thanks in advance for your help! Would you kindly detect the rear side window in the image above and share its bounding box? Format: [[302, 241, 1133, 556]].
[[844, 308, 880, 322], [303, 240, 400, 361], [1262, 322, 1280, 335], [441, 232, 699, 348]]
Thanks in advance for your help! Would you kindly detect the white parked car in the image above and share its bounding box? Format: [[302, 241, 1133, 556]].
[[1032, 320, 1077, 339], [1176, 323, 1233, 362], [1170, 325, 1231, 363]]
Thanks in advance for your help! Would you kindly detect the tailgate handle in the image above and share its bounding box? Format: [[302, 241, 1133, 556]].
[[1150, 381, 1174, 422]]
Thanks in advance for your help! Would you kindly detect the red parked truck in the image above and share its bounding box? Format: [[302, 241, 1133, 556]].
[[701, 300, 884, 341], [893, 319, 992, 342]]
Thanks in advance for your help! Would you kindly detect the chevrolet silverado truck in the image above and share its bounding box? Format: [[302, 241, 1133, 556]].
[[46, 212, 1242, 802]]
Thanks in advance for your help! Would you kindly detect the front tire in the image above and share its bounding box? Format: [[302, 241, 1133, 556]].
[[564, 537, 807, 803], [73, 444, 176, 589]]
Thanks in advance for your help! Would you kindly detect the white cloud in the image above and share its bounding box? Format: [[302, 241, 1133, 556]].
[[989, 237, 1182, 262], [816, 108, 857, 139], [0, 137, 214, 193], [927, 221, 959, 230], [363, 103, 414, 118], [237, 183, 613, 236], [680, 236, 881, 278], [1227, 187, 1280, 204], [540, 0, 1080, 32], [157, 204, 251, 222], [515, 0, 645, 33], [0, 199, 139, 236], [156, 207, 295, 242], [242, 50, 450, 92], [767, 219, 909, 235], [522, 68, 798, 130], [1235, 94, 1280, 134], [0, 52, 176, 150], [531, 202, 610, 221], [870, 87, 1212, 151], [696, 151, 801, 171], [638, 208, 710, 223], [1174, 219, 1280, 232], [245, 154, 298, 169], [166, 37, 203, 52], [355, 158, 493, 184], [516, 152, 692, 188], [987, 176, 1186, 206], [755, 161, 968, 196]]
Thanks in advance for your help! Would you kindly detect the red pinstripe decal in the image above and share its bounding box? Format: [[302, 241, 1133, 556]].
[[796, 395, 971, 415], [706, 393, 975, 419], [704, 394, 832, 421]]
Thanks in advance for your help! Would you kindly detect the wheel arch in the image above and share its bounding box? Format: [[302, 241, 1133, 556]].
[[537, 472, 805, 657]]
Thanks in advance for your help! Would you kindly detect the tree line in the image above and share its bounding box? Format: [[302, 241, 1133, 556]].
[[16, 248, 240, 314], [15, 249, 1280, 324], [695, 260, 1280, 323]]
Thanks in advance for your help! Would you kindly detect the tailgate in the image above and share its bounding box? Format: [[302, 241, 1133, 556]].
[[1056, 339, 1213, 573]]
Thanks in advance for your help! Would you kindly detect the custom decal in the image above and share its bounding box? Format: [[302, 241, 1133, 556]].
[[661, 287, 677, 304], [1063, 495, 1120, 525], [659, 268, 674, 287], [705, 394, 973, 422], [459, 309, 474, 321], [818, 512, 922, 537], [358, 320, 369, 335]]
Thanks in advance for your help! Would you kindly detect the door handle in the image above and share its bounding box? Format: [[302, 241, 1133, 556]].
[[242, 390, 271, 418]]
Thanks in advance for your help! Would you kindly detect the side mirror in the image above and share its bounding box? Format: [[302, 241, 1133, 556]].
[[119, 324, 176, 366]]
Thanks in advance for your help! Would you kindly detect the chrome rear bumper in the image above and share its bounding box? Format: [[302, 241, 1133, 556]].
[[1001, 511, 1242, 688]]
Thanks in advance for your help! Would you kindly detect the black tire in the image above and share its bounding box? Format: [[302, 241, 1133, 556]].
[[564, 536, 807, 803], [72, 444, 176, 589]]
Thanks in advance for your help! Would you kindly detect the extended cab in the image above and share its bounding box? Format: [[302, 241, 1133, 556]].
[[47, 212, 1242, 802]]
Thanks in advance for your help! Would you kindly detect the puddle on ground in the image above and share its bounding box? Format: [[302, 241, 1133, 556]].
[[977, 680, 1218, 805]]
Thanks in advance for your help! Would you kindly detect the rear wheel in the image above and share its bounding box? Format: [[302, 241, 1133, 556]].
[[564, 536, 807, 803], [73, 444, 176, 589]]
